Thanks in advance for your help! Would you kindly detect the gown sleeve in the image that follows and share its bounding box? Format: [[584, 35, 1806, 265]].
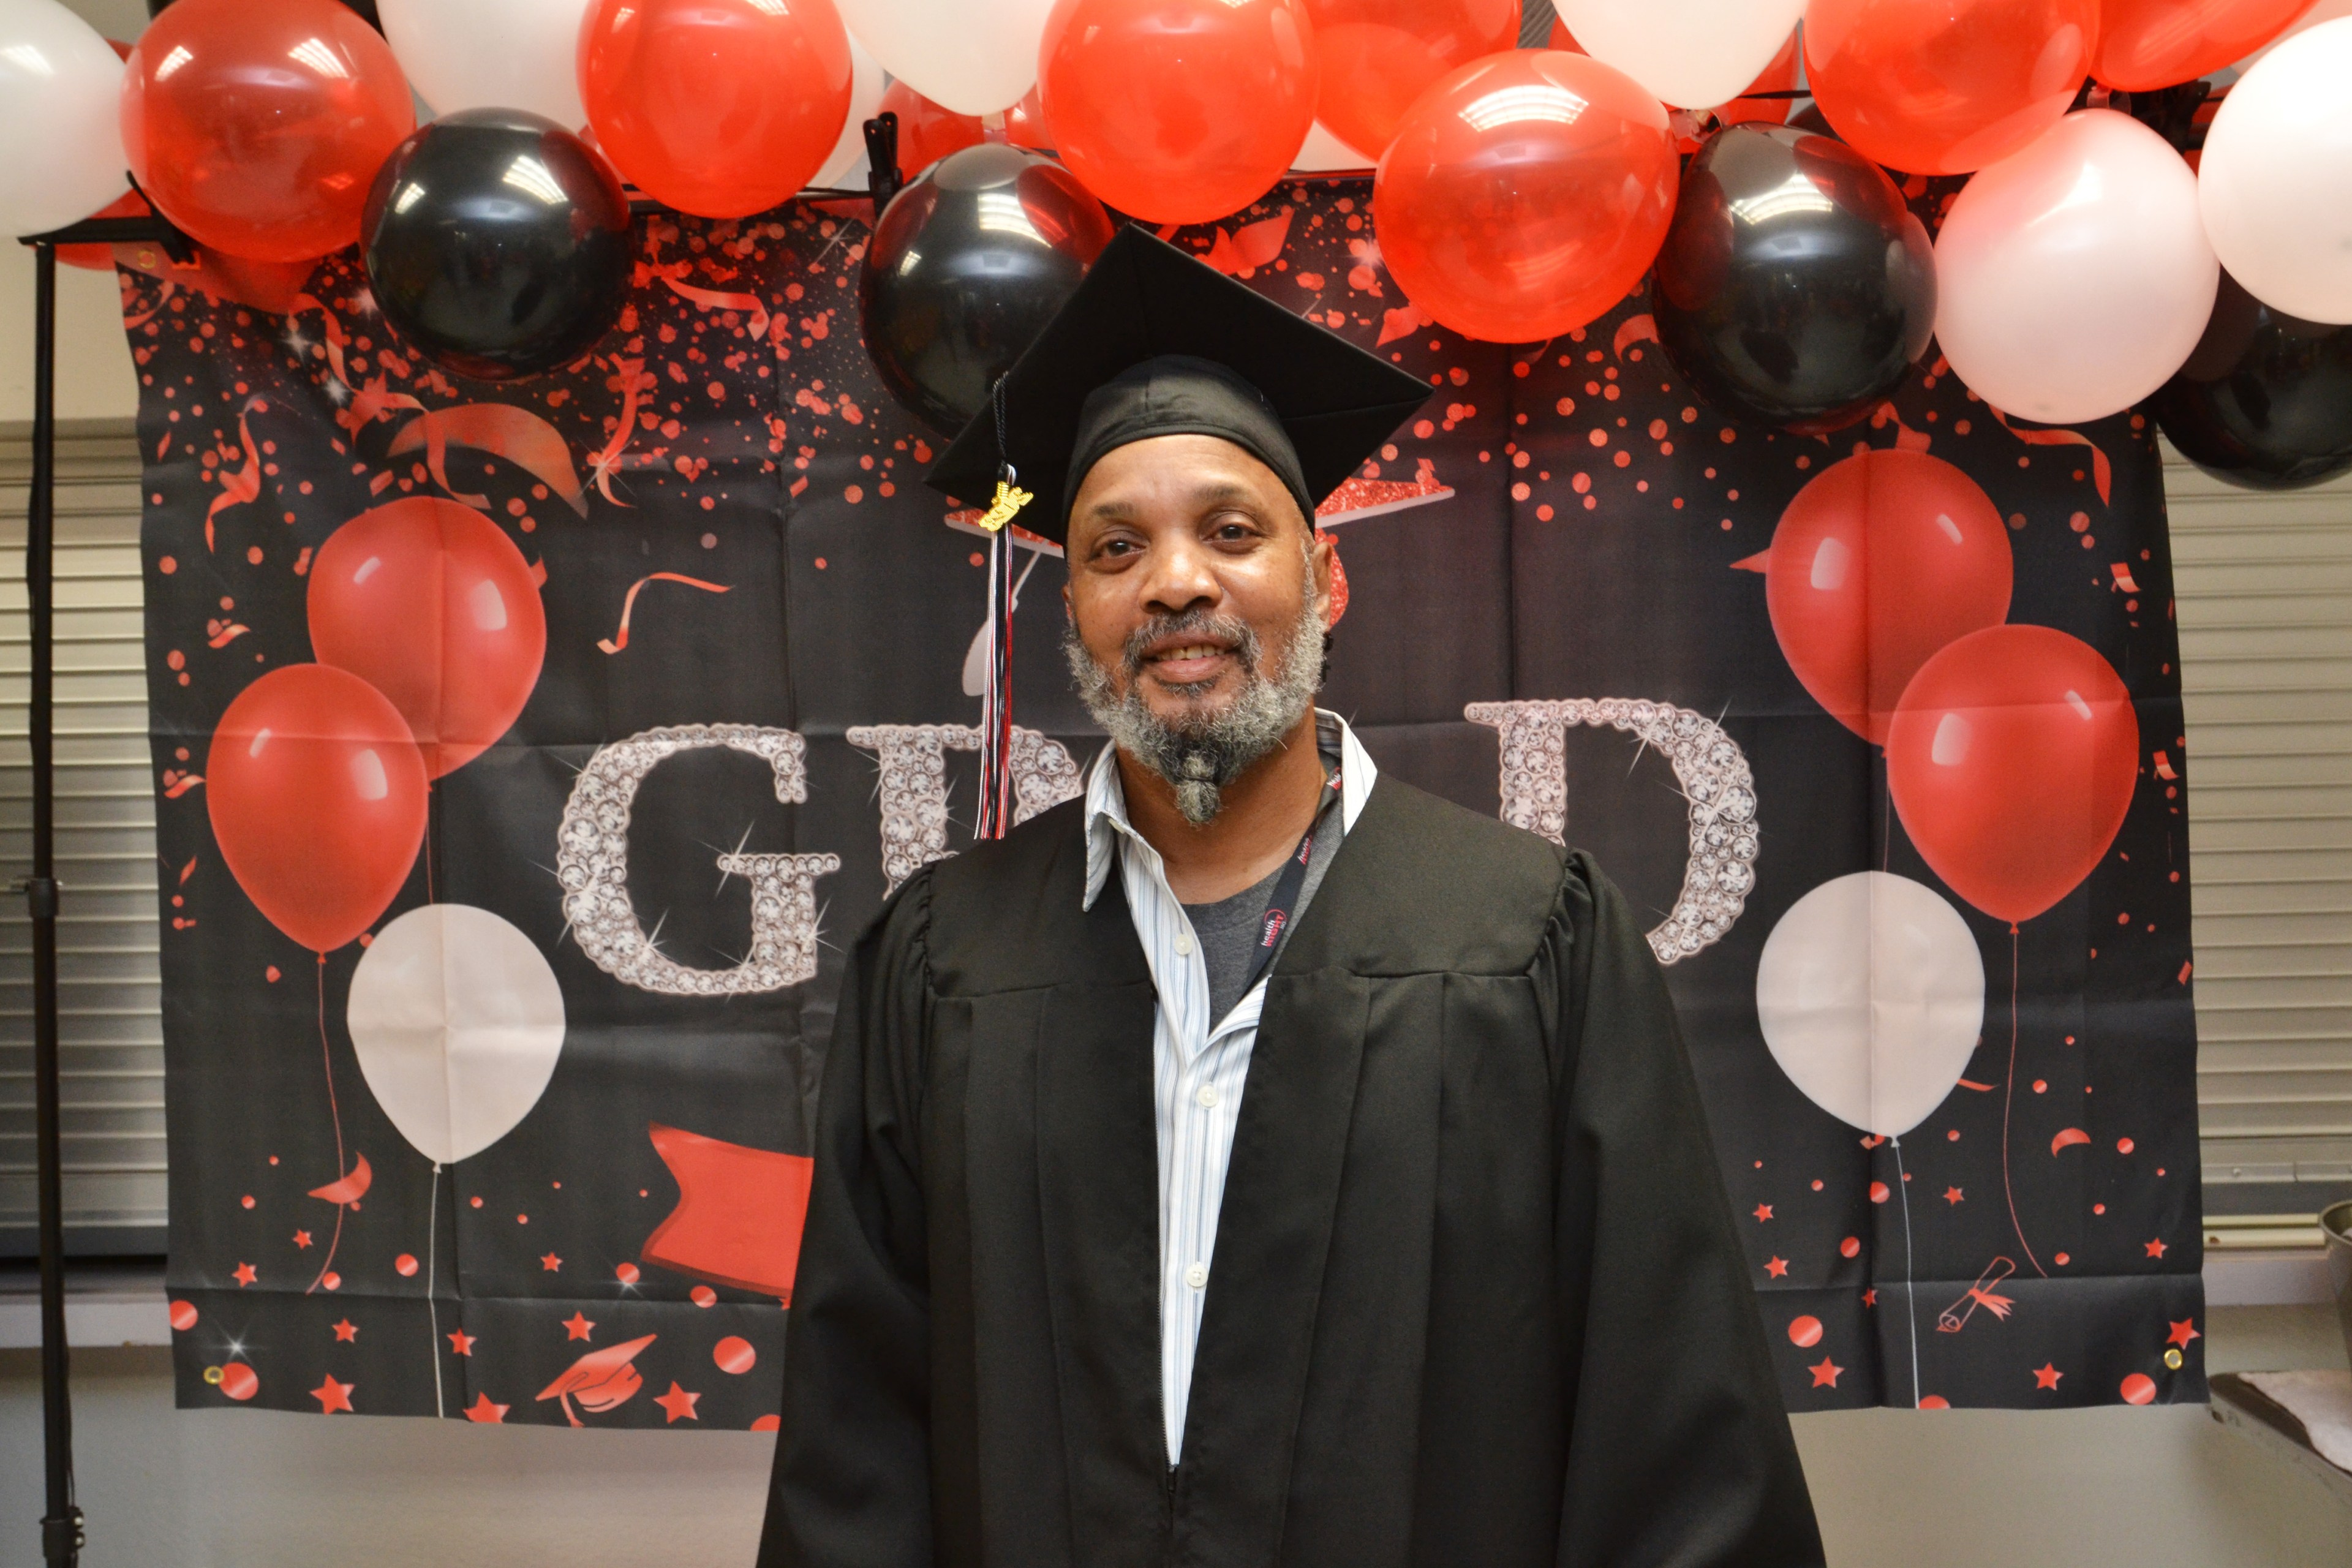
[[758, 873, 938, 1568], [1547, 851, 1826, 1568]]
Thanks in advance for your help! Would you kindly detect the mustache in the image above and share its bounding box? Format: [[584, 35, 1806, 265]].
[[1118, 609, 1262, 682]]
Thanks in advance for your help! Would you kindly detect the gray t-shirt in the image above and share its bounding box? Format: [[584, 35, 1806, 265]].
[[1181, 774, 1344, 1026]]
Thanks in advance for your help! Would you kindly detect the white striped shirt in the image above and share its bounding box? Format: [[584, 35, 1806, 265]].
[[1082, 710, 1378, 1465]]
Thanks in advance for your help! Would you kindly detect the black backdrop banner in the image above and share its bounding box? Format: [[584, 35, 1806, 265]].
[[136, 179, 2202, 1427]]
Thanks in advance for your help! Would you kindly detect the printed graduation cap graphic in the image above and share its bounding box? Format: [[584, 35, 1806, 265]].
[[925, 224, 1433, 544]]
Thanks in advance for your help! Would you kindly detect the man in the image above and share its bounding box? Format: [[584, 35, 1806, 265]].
[[761, 230, 1822, 1568]]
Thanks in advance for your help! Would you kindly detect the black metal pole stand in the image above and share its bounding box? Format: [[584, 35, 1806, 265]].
[[23, 238, 80, 1567]]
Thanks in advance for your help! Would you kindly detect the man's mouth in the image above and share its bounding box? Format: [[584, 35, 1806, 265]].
[[1139, 641, 1236, 684]]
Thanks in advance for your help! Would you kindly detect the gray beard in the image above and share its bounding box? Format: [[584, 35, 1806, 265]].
[[1065, 598, 1325, 827]]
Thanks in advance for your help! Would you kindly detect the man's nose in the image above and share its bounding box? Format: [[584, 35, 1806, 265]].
[[1139, 535, 1220, 618]]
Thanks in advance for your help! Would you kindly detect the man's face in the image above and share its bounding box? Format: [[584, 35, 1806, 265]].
[[1063, 432, 1330, 730]]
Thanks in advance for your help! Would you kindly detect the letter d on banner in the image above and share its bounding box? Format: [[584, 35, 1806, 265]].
[[1465, 699, 1759, 964], [557, 725, 840, 995]]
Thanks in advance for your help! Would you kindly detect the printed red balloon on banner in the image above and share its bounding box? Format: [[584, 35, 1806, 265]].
[[2093, 0, 2309, 91], [1373, 50, 1678, 343], [119, 0, 417, 263], [878, 79, 985, 178], [1038, 0, 1319, 225], [206, 665, 429, 953], [1762, 451, 2011, 747], [579, 0, 854, 219], [1303, 0, 1521, 162], [307, 499, 547, 780], [1886, 625, 2141, 925], [1804, 0, 2098, 175]]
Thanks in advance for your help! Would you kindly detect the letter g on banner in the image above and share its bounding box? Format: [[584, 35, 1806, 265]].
[[1465, 698, 1758, 964], [557, 725, 841, 994]]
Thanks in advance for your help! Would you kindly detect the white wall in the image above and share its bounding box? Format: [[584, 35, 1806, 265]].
[[2, 1305, 2346, 1568]]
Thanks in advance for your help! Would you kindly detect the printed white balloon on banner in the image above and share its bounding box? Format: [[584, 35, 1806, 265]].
[[837, 0, 1057, 116], [347, 903, 566, 1167], [378, 0, 593, 128], [1755, 872, 1986, 1140], [814, 33, 888, 187], [1936, 110, 2216, 424], [0, 0, 128, 238], [1551, 0, 1804, 110], [2199, 16, 2352, 326]]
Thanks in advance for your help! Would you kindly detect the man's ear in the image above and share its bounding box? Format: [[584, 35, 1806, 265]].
[[1307, 525, 1335, 622]]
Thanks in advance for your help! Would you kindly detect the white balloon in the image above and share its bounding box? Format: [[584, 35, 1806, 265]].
[[1937, 110, 2217, 424], [815, 34, 888, 188], [347, 904, 566, 1167], [1755, 872, 1985, 1140], [1552, 0, 1803, 110], [1292, 119, 1371, 173], [377, 0, 594, 129], [837, 0, 1056, 116], [2199, 16, 2352, 325], [0, 0, 127, 239]]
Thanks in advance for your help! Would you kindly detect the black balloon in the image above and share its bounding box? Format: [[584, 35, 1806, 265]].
[[2148, 270, 2352, 491], [1653, 124, 1936, 434], [361, 108, 633, 383], [861, 144, 1115, 437]]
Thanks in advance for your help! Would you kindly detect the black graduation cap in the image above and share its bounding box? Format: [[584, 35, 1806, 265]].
[[925, 225, 1433, 546]]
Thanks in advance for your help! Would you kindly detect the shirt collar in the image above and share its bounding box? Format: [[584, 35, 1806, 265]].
[[1082, 708, 1377, 910]]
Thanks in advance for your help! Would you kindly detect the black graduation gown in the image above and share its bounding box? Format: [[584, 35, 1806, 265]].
[[760, 775, 1823, 1568]]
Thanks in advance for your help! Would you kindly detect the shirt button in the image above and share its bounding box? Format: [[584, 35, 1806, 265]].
[[1184, 1262, 1208, 1289], [1196, 1084, 1220, 1109], [1175, 933, 1193, 956]]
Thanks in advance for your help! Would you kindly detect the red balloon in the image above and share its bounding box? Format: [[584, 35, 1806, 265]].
[[1804, 0, 2099, 175], [113, 239, 318, 316], [879, 80, 984, 179], [2093, 0, 2309, 91], [1549, 17, 1800, 122], [120, 0, 417, 263], [1373, 50, 1678, 343], [307, 499, 547, 779], [1763, 450, 2013, 747], [206, 665, 429, 953], [580, 0, 853, 219], [1005, 88, 1055, 152], [1039, 0, 1320, 224], [1306, 0, 1522, 162], [1887, 625, 2141, 925]]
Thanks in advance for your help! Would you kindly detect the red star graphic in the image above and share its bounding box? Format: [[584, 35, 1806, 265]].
[[331, 1318, 358, 1343], [1943, 1186, 1964, 1205], [2167, 1318, 2200, 1348], [232, 1262, 257, 1287], [2034, 1363, 2063, 1390], [1764, 1256, 1789, 1278], [1862, 1288, 1878, 1308], [1752, 1204, 1773, 1223], [463, 1392, 508, 1423], [310, 1376, 355, 1415], [292, 1229, 314, 1250], [1809, 1357, 1842, 1389], [653, 1381, 701, 1423], [540, 1252, 563, 1273], [447, 1329, 477, 1356], [2144, 1237, 2168, 1259], [563, 1311, 596, 1341]]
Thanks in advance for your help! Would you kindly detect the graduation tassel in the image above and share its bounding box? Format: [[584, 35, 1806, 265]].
[[976, 380, 1031, 840]]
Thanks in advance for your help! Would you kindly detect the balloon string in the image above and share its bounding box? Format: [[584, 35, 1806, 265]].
[[307, 952, 347, 1295], [428, 1162, 444, 1419], [2002, 924, 2048, 1277], [1892, 1136, 1921, 1408]]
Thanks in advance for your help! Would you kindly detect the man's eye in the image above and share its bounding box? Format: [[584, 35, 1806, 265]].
[[1213, 521, 1254, 541]]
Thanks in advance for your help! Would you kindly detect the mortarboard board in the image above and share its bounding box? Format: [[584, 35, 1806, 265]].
[[925, 225, 1433, 546]]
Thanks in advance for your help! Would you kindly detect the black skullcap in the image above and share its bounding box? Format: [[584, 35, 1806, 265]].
[[925, 225, 1431, 545]]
